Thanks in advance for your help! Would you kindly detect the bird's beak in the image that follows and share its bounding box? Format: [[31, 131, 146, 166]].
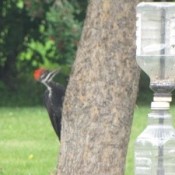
[[48, 69, 60, 81]]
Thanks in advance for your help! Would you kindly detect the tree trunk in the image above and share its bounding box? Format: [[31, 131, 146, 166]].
[[57, 0, 146, 174]]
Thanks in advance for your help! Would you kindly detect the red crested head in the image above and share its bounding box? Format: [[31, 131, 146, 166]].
[[33, 68, 46, 81], [33, 68, 59, 84]]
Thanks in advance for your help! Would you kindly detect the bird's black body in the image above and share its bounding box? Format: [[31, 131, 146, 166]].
[[34, 68, 65, 141], [44, 81, 65, 140]]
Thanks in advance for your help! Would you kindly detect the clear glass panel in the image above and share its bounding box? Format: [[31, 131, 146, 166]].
[[136, 3, 175, 93]]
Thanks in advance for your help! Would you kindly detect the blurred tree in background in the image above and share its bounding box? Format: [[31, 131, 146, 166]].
[[0, 0, 87, 106]]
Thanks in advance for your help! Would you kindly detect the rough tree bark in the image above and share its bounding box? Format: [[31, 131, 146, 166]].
[[57, 0, 148, 174]]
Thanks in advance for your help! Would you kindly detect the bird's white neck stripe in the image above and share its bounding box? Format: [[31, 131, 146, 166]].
[[44, 83, 52, 97]]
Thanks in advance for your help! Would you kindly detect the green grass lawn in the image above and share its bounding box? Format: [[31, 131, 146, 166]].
[[125, 106, 150, 175], [0, 107, 59, 175], [0, 106, 174, 175]]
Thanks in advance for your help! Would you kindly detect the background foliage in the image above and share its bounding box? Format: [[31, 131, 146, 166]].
[[0, 0, 87, 106]]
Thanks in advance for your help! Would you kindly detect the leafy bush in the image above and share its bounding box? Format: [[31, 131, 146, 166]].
[[0, 0, 87, 106]]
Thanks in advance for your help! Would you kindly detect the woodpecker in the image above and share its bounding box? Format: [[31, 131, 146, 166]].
[[33, 68, 65, 140]]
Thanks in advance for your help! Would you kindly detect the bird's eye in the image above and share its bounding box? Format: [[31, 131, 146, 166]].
[[40, 74, 45, 79], [40, 73, 47, 82]]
